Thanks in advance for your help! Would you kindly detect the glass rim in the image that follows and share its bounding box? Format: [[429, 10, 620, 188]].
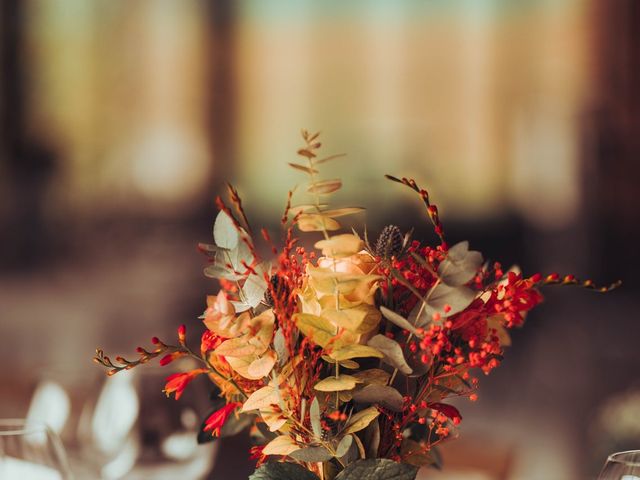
[[0, 418, 50, 436], [607, 450, 640, 467]]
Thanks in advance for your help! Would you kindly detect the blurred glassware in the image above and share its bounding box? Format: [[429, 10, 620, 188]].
[[598, 450, 640, 480], [0, 419, 73, 479], [27, 364, 217, 479]]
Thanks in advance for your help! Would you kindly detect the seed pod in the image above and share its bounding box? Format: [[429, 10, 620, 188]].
[[375, 225, 404, 259]]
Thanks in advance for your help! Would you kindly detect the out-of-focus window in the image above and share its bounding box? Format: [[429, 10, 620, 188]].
[[24, 0, 214, 217], [235, 0, 590, 229]]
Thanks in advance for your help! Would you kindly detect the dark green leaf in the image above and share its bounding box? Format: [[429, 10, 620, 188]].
[[352, 385, 405, 412], [335, 459, 418, 480], [289, 445, 334, 462], [380, 306, 418, 335], [367, 335, 413, 375], [335, 434, 353, 458], [249, 462, 320, 480]]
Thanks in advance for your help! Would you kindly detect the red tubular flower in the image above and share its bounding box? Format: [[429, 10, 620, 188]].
[[159, 351, 186, 366], [203, 402, 242, 437], [163, 369, 207, 400], [201, 330, 224, 354]]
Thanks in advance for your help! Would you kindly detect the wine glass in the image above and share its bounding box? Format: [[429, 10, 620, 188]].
[[0, 419, 73, 479], [598, 450, 640, 479]]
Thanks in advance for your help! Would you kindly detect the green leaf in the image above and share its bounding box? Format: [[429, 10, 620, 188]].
[[335, 434, 354, 458], [289, 445, 334, 462], [352, 385, 405, 412], [249, 462, 320, 480], [438, 241, 483, 286], [380, 306, 418, 335], [213, 211, 239, 249], [334, 459, 418, 480], [367, 335, 413, 375], [310, 397, 322, 439], [424, 284, 476, 318], [343, 406, 379, 434]]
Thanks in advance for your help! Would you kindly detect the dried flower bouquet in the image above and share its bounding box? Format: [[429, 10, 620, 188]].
[[96, 131, 618, 480]]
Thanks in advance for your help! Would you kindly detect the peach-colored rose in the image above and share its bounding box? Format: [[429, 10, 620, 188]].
[[317, 250, 379, 305]]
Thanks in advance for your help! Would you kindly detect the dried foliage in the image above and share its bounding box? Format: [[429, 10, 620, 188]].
[[95, 130, 619, 480]]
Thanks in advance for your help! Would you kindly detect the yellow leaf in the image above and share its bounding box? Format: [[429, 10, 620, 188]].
[[298, 214, 341, 232], [260, 408, 288, 432], [307, 179, 342, 194], [321, 207, 365, 218], [262, 435, 300, 456], [314, 375, 361, 392], [353, 369, 391, 386], [339, 359, 360, 369], [294, 313, 337, 347], [289, 204, 328, 216], [321, 304, 381, 334], [339, 391, 354, 403], [248, 350, 277, 378], [315, 234, 363, 258], [343, 406, 380, 434], [242, 385, 279, 412], [329, 344, 384, 362], [214, 337, 260, 357], [226, 355, 264, 380]]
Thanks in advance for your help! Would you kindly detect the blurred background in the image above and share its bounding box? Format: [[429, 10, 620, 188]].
[[0, 0, 639, 478]]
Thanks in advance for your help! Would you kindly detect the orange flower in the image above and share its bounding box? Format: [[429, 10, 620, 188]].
[[203, 402, 241, 437], [163, 369, 207, 400]]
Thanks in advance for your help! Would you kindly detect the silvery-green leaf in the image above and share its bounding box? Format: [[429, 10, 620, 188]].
[[289, 445, 333, 462], [335, 434, 353, 458], [438, 241, 483, 286], [352, 385, 405, 412], [380, 306, 417, 335], [203, 265, 244, 281], [249, 462, 320, 480], [367, 335, 412, 375], [273, 329, 288, 367], [213, 211, 239, 249], [407, 303, 430, 329], [231, 301, 251, 313], [243, 262, 270, 308], [424, 284, 476, 318], [310, 397, 322, 439], [334, 459, 418, 480], [230, 237, 254, 272]]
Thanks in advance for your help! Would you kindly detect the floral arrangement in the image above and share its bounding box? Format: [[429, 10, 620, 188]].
[[95, 131, 619, 480]]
